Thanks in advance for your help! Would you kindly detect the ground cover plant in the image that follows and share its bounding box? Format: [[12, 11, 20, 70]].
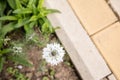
[[0, 0, 80, 80]]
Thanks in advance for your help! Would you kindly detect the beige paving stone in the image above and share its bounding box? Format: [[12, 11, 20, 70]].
[[68, 0, 117, 35], [45, 0, 111, 80], [92, 22, 120, 80]]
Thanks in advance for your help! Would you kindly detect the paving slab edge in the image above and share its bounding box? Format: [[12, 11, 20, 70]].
[[45, 0, 112, 80]]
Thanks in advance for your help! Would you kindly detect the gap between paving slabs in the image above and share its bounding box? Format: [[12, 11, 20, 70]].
[[45, 0, 112, 80], [68, 0, 120, 80]]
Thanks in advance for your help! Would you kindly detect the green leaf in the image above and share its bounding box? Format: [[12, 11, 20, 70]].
[[27, 0, 34, 8], [32, 5, 38, 15], [0, 22, 16, 37], [0, 0, 6, 16], [24, 24, 30, 34], [50, 69, 55, 76], [14, 18, 30, 28], [0, 21, 2, 29], [7, 10, 13, 16], [0, 57, 5, 72], [13, 8, 32, 14], [29, 15, 38, 21], [34, 0, 38, 6], [41, 17, 54, 34], [42, 76, 49, 80], [38, 19, 44, 25], [29, 21, 36, 28], [0, 16, 18, 21], [7, 0, 16, 9], [1, 18, 29, 36], [37, 0, 44, 9], [41, 22, 49, 33], [27, 0, 38, 8], [15, 0, 22, 9], [20, 0, 28, 6], [38, 8, 60, 18], [0, 48, 11, 55], [24, 22, 40, 43], [0, 37, 4, 48], [9, 55, 32, 67], [0, 18, 30, 37], [44, 8, 61, 15], [24, 21, 36, 34]]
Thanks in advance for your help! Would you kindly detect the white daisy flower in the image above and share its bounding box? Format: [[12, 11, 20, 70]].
[[42, 43, 65, 65], [13, 46, 22, 54]]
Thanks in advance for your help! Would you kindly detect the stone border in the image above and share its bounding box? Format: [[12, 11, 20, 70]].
[[45, 0, 111, 80]]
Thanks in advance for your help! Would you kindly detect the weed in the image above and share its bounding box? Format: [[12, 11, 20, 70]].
[[7, 67, 29, 80]]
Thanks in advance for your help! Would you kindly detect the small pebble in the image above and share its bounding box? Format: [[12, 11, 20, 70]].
[[17, 65, 23, 69]]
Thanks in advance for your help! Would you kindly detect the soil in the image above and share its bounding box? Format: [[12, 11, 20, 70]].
[[0, 28, 81, 80], [24, 46, 80, 80], [0, 44, 81, 80]]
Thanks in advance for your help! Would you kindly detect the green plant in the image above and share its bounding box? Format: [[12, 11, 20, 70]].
[[9, 53, 32, 67], [0, 0, 60, 43], [7, 67, 29, 80], [0, 41, 12, 71], [0, 40, 32, 72], [0, 0, 59, 72], [42, 76, 49, 80], [49, 68, 55, 79], [38, 59, 48, 72], [0, 0, 6, 30]]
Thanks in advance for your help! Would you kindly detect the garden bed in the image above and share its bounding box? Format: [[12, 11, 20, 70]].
[[0, 31, 80, 80], [0, 0, 81, 80]]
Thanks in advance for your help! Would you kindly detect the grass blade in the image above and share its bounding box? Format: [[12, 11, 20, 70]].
[[0, 0, 6, 16], [29, 15, 38, 21], [0, 57, 5, 72], [9, 55, 32, 67], [44, 9, 61, 14], [0, 18, 29, 37], [13, 8, 32, 14], [7, 0, 16, 9], [37, 0, 44, 9], [14, 18, 30, 28], [0, 22, 16, 37], [0, 16, 18, 21], [27, 0, 34, 8], [15, 0, 22, 9], [0, 48, 12, 55]]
